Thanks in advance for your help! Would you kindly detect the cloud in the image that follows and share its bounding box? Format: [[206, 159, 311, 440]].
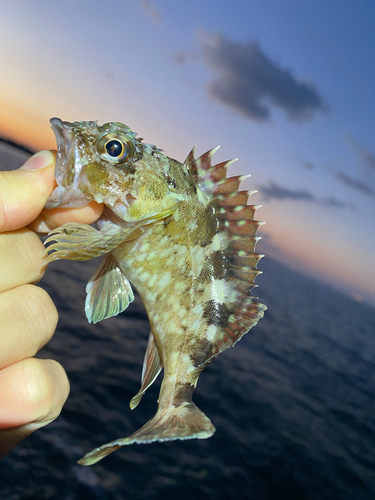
[[258, 181, 354, 209], [334, 172, 375, 197], [202, 34, 327, 122], [344, 134, 375, 177], [172, 50, 197, 65], [173, 51, 188, 64], [361, 150, 375, 175], [138, 0, 161, 23], [258, 181, 315, 201], [321, 197, 356, 210], [327, 135, 375, 200], [297, 158, 314, 170]]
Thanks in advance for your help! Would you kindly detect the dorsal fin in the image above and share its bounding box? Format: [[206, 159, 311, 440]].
[[185, 148, 267, 365]]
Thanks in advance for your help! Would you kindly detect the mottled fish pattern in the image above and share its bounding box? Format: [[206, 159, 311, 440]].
[[44, 118, 266, 465]]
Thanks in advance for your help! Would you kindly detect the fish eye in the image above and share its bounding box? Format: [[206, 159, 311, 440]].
[[105, 140, 124, 158], [96, 132, 135, 164]]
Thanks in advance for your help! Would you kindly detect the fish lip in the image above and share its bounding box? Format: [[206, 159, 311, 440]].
[[45, 118, 73, 209], [50, 117, 70, 170]]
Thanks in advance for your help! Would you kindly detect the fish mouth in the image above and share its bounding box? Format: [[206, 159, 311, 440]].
[[45, 117, 75, 209], [50, 117, 71, 163], [50, 117, 72, 182]]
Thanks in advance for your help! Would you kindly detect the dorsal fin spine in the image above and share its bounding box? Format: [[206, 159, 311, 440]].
[[200, 158, 238, 179], [186, 147, 266, 365]]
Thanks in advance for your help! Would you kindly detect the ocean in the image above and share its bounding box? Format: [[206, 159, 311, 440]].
[[1, 140, 375, 499]]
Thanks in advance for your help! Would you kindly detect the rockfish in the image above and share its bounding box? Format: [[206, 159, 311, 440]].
[[44, 117, 266, 465]]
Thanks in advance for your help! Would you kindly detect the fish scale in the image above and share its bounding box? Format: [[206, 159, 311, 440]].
[[43, 117, 266, 465]]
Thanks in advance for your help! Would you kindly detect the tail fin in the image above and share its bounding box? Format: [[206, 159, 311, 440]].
[[77, 402, 215, 466]]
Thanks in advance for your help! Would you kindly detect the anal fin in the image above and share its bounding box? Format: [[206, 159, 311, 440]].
[[130, 331, 163, 409]]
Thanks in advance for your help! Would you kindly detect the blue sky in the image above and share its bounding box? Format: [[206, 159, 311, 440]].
[[0, 0, 374, 304]]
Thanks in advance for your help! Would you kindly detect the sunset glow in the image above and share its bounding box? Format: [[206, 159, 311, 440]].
[[1, 0, 374, 304]]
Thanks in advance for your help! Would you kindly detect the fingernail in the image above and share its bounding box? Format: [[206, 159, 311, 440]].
[[20, 150, 54, 171]]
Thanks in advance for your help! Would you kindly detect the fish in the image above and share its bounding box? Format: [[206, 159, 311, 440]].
[[44, 117, 267, 466]]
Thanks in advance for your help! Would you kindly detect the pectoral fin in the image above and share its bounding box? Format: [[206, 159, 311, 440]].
[[85, 253, 134, 324], [130, 331, 163, 409], [43, 223, 143, 263]]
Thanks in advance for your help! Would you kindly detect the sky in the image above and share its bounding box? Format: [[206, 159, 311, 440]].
[[0, 0, 374, 305]]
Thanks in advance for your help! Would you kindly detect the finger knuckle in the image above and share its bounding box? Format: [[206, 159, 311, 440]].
[[16, 358, 69, 422], [21, 284, 59, 347], [0, 172, 13, 232], [16, 358, 54, 411], [17, 230, 46, 283]]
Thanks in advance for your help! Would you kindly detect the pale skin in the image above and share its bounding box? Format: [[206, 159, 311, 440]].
[[0, 150, 103, 458]]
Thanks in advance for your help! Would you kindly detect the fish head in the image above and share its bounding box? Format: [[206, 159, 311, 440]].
[[46, 118, 184, 222]]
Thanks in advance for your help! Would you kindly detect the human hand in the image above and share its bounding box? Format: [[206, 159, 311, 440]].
[[0, 150, 103, 458]]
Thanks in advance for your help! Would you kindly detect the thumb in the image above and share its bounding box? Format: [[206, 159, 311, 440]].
[[0, 151, 56, 233]]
